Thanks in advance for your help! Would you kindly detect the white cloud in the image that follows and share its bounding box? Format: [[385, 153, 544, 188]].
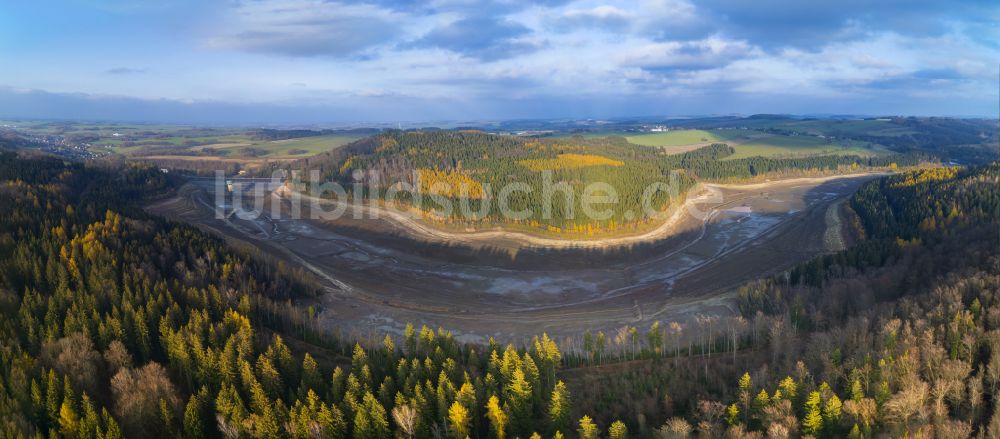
[[2, 0, 998, 119], [552, 5, 632, 31], [651, 31, 1000, 100], [620, 37, 756, 71], [203, 0, 410, 57]]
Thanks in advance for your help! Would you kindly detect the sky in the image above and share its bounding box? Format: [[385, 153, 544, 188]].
[[0, 0, 997, 124]]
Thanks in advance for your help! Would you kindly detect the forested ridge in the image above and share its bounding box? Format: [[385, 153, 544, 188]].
[[1, 151, 999, 438], [290, 131, 702, 235], [726, 164, 1000, 437], [279, 131, 925, 235]]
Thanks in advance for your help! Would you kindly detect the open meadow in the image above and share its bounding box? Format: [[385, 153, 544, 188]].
[[625, 128, 888, 158], [191, 133, 363, 158], [625, 129, 743, 147]]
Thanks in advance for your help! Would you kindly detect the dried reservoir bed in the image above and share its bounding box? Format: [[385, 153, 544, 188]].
[[148, 175, 875, 343]]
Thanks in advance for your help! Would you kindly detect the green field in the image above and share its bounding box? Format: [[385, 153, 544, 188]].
[[625, 129, 742, 147], [201, 134, 363, 158], [622, 129, 886, 159]]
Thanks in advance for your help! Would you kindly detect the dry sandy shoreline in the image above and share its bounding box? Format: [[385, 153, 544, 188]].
[[276, 172, 887, 250]]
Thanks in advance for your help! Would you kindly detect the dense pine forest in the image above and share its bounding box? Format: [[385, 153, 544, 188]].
[[279, 131, 926, 235], [1, 151, 999, 438]]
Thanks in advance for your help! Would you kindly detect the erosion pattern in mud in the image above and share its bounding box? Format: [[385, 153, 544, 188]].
[[149, 175, 873, 344]]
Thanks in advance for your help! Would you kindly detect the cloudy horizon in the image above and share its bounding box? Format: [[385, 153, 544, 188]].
[[1, 0, 998, 124]]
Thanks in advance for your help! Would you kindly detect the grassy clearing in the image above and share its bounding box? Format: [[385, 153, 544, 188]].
[[623, 128, 888, 160], [625, 129, 742, 147]]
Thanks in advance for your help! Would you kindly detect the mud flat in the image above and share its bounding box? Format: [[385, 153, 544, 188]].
[[148, 174, 880, 344]]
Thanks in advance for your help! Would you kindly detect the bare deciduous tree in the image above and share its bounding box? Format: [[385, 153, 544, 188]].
[[111, 362, 180, 437], [655, 417, 692, 438], [391, 404, 417, 439], [41, 333, 102, 396], [103, 340, 133, 375]]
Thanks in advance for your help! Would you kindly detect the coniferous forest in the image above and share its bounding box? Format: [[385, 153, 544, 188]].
[[1, 151, 1000, 438]]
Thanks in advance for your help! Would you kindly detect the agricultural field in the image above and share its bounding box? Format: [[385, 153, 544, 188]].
[[625, 129, 743, 147], [192, 133, 363, 158], [624, 128, 888, 159], [103, 133, 249, 154], [0, 119, 366, 163]]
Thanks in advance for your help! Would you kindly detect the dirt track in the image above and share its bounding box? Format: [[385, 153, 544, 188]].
[[149, 174, 878, 343]]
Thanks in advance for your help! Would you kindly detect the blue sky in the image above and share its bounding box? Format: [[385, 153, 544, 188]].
[[0, 0, 997, 124]]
